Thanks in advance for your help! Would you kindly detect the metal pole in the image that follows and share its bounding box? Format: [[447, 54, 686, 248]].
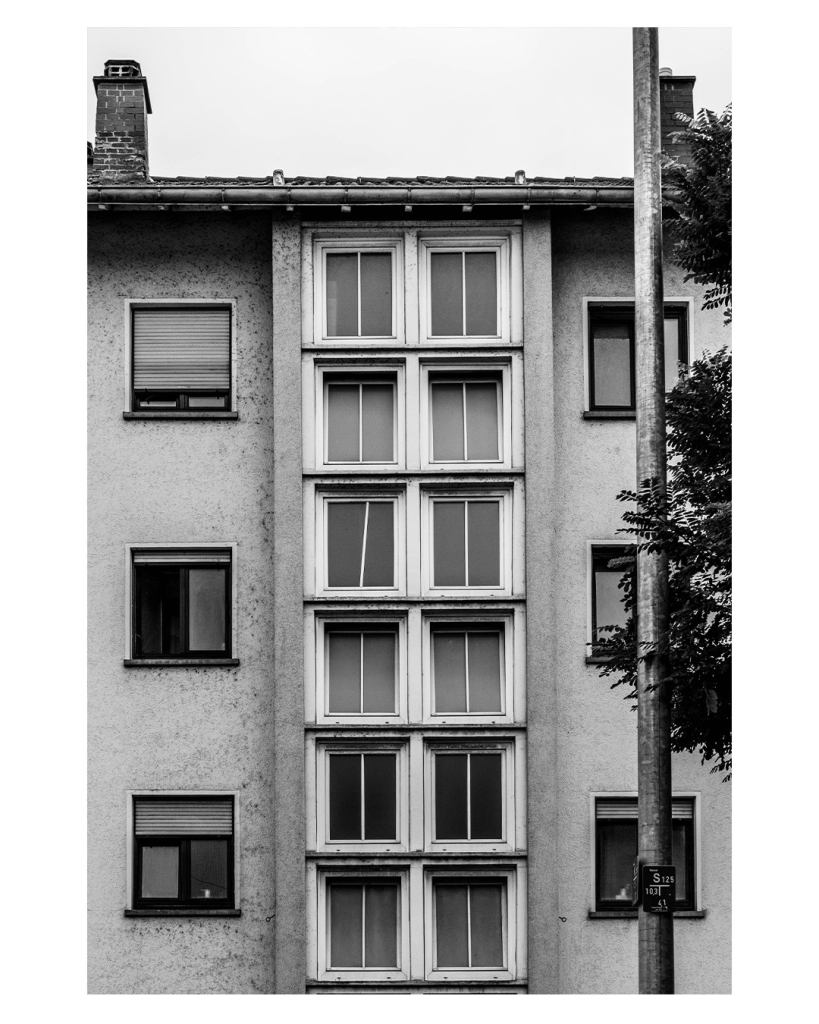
[[633, 26, 674, 994]]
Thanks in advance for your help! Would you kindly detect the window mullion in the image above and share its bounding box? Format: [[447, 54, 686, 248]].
[[358, 384, 364, 462], [360, 502, 370, 587], [359, 633, 365, 714], [361, 884, 367, 967], [461, 253, 467, 336], [464, 632, 471, 713], [360, 754, 366, 840], [181, 567, 189, 654], [463, 501, 470, 586], [466, 884, 473, 967], [466, 754, 472, 839], [357, 252, 362, 338], [462, 383, 468, 461]]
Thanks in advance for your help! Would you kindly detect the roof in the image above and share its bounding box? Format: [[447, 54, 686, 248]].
[[141, 173, 634, 187]]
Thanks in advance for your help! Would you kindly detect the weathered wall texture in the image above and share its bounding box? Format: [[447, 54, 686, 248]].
[[87, 212, 280, 993], [546, 209, 731, 994]]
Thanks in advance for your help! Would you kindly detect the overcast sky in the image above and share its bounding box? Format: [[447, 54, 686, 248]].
[[87, 27, 731, 180]]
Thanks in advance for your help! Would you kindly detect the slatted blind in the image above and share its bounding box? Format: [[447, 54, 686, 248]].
[[135, 798, 234, 835], [133, 549, 231, 564], [596, 798, 694, 820], [133, 308, 230, 391]]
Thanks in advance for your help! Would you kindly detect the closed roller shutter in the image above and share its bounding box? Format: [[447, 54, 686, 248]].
[[134, 797, 234, 835], [596, 798, 693, 819], [133, 308, 230, 391], [133, 549, 231, 565]]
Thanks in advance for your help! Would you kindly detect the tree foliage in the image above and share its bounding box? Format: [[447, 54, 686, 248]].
[[663, 106, 732, 323], [595, 349, 732, 776]]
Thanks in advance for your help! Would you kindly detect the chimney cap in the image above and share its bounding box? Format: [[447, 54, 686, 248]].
[[104, 59, 143, 77], [659, 67, 673, 77]]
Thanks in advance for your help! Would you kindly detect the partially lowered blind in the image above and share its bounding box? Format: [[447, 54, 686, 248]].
[[133, 549, 231, 564], [133, 308, 230, 391], [135, 798, 233, 835], [596, 798, 693, 820]]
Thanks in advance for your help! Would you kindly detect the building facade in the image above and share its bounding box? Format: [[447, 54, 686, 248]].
[[87, 59, 731, 994]]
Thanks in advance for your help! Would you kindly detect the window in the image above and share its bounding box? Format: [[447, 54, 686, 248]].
[[421, 240, 507, 340], [325, 377, 397, 464], [131, 306, 231, 411], [132, 796, 234, 910], [590, 545, 633, 654], [328, 752, 398, 842], [313, 240, 402, 343], [431, 626, 504, 715], [594, 797, 696, 911], [318, 494, 403, 593], [426, 494, 508, 593], [131, 548, 232, 660], [325, 626, 398, 716], [433, 751, 503, 841], [587, 304, 689, 411], [429, 376, 501, 463]]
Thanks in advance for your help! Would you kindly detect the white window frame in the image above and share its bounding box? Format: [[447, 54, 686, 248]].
[[582, 297, 694, 412], [424, 739, 518, 854], [315, 489, 406, 596], [312, 238, 404, 346], [421, 613, 519, 725], [423, 866, 521, 982], [419, 360, 513, 470], [124, 790, 241, 911], [421, 487, 517, 597], [588, 792, 702, 912], [586, 540, 632, 656], [418, 236, 515, 345], [312, 738, 410, 853], [314, 867, 411, 982], [124, 542, 239, 661], [123, 298, 238, 413], [311, 614, 407, 725], [314, 362, 405, 469]]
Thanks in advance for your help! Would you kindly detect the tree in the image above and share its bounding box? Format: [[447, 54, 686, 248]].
[[663, 106, 732, 323], [595, 348, 732, 776]]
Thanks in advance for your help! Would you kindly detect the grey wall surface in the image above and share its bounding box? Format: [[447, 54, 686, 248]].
[[87, 212, 280, 993]]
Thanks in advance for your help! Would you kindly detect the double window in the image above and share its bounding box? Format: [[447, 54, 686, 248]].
[[593, 796, 697, 911], [130, 548, 232, 661], [588, 304, 689, 411], [325, 376, 397, 465], [131, 305, 232, 411], [131, 796, 235, 911], [323, 497, 399, 591]]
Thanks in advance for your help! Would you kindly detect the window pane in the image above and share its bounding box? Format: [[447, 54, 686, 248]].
[[328, 633, 361, 713], [361, 384, 394, 462], [467, 633, 502, 712], [599, 820, 637, 902], [594, 570, 628, 638], [433, 632, 467, 713], [435, 885, 469, 966], [364, 884, 398, 967], [470, 754, 503, 839], [327, 384, 360, 462], [363, 754, 396, 840], [664, 317, 680, 392], [435, 754, 468, 839], [141, 845, 179, 898], [329, 754, 362, 840], [465, 383, 499, 460], [470, 884, 504, 966], [326, 254, 358, 337], [190, 839, 228, 899], [330, 885, 363, 967], [467, 502, 500, 586], [433, 502, 466, 586], [327, 502, 366, 587], [431, 383, 465, 461], [464, 252, 497, 335], [362, 502, 394, 587], [188, 568, 226, 652], [360, 254, 392, 337], [362, 633, 396, 713], [430, 252, 463, 336], [137, 567, 182, 655], [593, 324, 632, 407], [672, 821, 689, 902]]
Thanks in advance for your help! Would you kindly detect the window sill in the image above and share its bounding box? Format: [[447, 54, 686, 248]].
[[123, 658, 240, 667], [123, 411, 239, 420], [582, 410, 636, 420], [125, 908, 241, 917], [586, 655, 617, 665], [588, 910, 706, 919]]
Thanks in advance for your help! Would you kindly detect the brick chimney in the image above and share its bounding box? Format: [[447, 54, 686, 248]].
[[92, 60, 152, 182], [659, 68, 696, 163]]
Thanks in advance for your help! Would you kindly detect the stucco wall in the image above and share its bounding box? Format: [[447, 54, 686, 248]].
[[547, 209, 731, 994], [87, 212, 281, 993]]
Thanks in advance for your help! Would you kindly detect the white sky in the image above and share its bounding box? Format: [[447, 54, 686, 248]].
[[87, 27, 731, 180]]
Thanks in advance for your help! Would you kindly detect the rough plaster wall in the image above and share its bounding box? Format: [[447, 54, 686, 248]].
[[87, 212, 278, 993], [548, 209, 731, 994], [522, 214, 559, 994]]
